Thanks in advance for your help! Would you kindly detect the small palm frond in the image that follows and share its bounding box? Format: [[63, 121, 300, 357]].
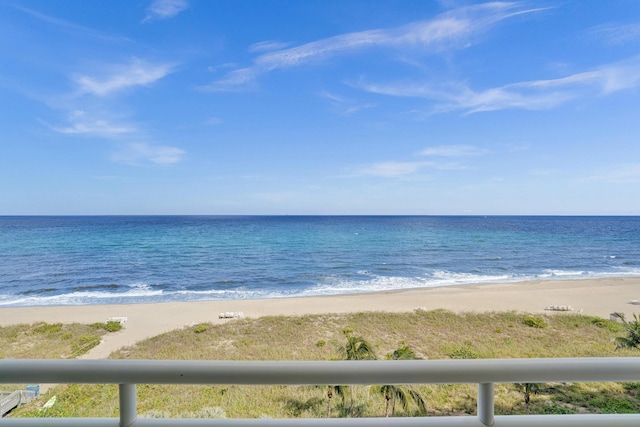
[[389, 345, 421, 360], [408, 389, 427, 415], [613, 313, 640, 350]]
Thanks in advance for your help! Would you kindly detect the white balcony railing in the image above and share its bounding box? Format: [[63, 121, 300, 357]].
[[1, 357, 639, 426]]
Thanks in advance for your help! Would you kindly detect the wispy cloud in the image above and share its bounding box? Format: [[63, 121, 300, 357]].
[[143, 0, 189, 23], [320, 91, 377, 115], [356, 161, 430, 177], [353, 143, 484, 178], [203, 2, 545, 91], [113, 142, 185, 165], [248, 40, 293, 53], [357, 56, 640, 114], [46, 60, 183, 165], [13, 5, 130, 42], [589, 22, 640, 45], [584, 163, 640, 184], [73, 58, 174, 97], [48, 110, 135, 138], [419, 144, 484, 156]]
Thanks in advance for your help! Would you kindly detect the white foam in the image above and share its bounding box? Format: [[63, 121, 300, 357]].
[[0, 283, 163, 307], [3, 267, 640, 307]]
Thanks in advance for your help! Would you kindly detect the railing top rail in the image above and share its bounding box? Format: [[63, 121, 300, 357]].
[[1, 357, 639, 385]]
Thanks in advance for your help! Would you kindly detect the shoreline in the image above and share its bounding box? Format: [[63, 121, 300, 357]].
[[2, 276, 639, 359]]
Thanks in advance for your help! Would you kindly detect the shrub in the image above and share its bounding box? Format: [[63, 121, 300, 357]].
[[447, 343, 479, 359], [192, 324, 209, 334], [104, 321, 123, 332], [33, 323, 63, 334], [90, 322, 124, 332], [589, 317, 624, 333], [523, 316, 547, 329]]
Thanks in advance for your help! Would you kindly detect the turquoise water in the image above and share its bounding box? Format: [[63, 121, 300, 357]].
[[0, 216, 638, 307]]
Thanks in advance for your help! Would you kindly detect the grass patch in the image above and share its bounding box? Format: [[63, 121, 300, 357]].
[[523, 316, 547, 329], [0, 322, 117, 359], [8, 310, 640, 418]]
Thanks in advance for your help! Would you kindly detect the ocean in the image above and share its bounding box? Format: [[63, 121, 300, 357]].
[[0, 216, 638, 307]]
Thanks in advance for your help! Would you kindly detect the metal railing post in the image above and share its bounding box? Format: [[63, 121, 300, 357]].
[[478, 382, 494, 426], [119, 383, 137, 427]]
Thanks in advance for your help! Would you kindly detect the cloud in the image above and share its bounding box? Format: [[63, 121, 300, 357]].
[[203, 2, 545, 91], [13, 5, 130, 42], [73, 58, 174, 97], [355, 161, 430, 177], [248, 40, 293, 53], [143, 0, 189, 22], [49, 110, 135, 138], [357, 56, 640, 114], [353, 144, 483, 178], [113, 142, 185, 165], [589, 22, 640, 45], [52, 120, 134, 137], [419, 144, 484, 156], [320, 91, 377, 115], [585, 163, 640, 184], [344, 103, 377, 115]]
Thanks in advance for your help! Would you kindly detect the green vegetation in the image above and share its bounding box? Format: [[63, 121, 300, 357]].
[[611, 313, 640, 350], [331, 328, 376, 416], [514, 383, 542, 413], [371, 343, 426, 417], [7, 310, 640, 419], [0, 322, 118, 359], [1, 321, 122, 394], [522, 316, 548, 329], [192, 323, 210, 334]]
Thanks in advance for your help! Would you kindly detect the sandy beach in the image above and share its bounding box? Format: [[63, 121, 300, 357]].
[[1, 277, 639, 359]]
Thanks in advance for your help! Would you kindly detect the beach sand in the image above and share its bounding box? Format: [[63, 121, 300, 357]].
[[1, 277, 639, 359]]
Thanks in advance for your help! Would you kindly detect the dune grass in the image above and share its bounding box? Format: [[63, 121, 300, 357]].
[[8, 310, 640, 418], [1, 321, 122, 394], [0, 321, 121, 360]]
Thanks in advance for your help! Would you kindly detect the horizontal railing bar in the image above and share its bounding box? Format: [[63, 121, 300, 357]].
[[1, 358, 639, 385], [2, 415, 640, 427]]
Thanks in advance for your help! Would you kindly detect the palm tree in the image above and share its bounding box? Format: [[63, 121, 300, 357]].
[[389, 343, 419, 360], [332, 328, 377, 361], [332, 329, 376, 416], [371, 343, 427, 417], [323, 385, 347, 418], [515, 383, 541, 413], [370, 384, 395, 417], [612, 312, 640, 350], [370, 384, 426, 417]]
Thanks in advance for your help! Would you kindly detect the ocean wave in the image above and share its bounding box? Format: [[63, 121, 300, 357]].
[[0, 283, 162, 307], [18, 287, 59, 295], [2, 268, 640, 307], [540, 269, 587, 278]]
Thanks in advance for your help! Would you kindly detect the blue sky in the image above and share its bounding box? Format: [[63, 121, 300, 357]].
[[1, 0, 639, 215]]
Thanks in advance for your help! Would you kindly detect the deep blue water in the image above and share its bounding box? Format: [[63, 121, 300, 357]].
[[0, 216, 638, 307]]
